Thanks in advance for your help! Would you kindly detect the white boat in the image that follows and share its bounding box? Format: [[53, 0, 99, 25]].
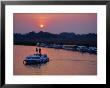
[[23, 54, 49, 65]]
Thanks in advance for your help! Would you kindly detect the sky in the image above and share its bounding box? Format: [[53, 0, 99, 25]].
[[13, 13, 97, 34]]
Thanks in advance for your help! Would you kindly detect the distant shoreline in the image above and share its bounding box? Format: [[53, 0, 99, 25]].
[[14, 43, 35, 46], [14, 31, 97, 47], [14, 43, 97, 55]]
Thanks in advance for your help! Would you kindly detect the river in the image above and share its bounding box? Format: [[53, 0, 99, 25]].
[[13, 45, 97, 75]]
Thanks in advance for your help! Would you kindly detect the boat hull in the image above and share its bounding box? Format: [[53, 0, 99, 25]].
[[23, 54, 49, 65]]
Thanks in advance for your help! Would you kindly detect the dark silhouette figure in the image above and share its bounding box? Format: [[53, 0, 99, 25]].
[[39, 48, 41, 54], [36, 47, 38, 54], [39, 48, 41, 56]]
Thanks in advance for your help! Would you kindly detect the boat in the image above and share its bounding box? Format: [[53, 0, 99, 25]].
[[76, 46, 88, 52], [23, 54, 49, 65]]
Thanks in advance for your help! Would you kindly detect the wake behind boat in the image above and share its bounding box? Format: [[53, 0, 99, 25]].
[[23, 54, 49, 65]]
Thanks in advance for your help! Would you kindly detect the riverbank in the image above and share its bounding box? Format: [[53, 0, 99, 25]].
[[14, 43, 97, 54], [14, 31, 97, 47]]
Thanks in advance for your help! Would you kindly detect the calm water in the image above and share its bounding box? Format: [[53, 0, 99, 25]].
[[13, 45, 97, 75]]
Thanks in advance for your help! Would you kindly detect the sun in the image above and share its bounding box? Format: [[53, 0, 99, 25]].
[[40, 24, 44, 28]]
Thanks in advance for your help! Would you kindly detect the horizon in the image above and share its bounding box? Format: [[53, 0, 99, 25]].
[[13, 13, 97, 34], [14, 30, 97, 35]]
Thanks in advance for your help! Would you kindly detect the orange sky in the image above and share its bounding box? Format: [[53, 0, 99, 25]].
[[13, 13, 97, 34]]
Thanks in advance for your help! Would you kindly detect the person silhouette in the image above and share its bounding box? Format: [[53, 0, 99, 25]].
[[36, 47, 38, 54], [39, 48, 41, 54], [39, 48, 41, 56]]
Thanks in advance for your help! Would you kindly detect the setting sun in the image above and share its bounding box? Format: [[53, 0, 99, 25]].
[[40, 24, 44, 28]]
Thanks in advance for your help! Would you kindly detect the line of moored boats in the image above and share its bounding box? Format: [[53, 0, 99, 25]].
[[37, 43, 97, 54]]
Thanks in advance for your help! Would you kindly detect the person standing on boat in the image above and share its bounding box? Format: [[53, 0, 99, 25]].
[[39, 48, 41, 56], [36, 47, 38, 54]]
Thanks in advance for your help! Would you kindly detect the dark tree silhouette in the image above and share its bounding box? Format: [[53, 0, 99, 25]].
[[14, 31, 97, 47]]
